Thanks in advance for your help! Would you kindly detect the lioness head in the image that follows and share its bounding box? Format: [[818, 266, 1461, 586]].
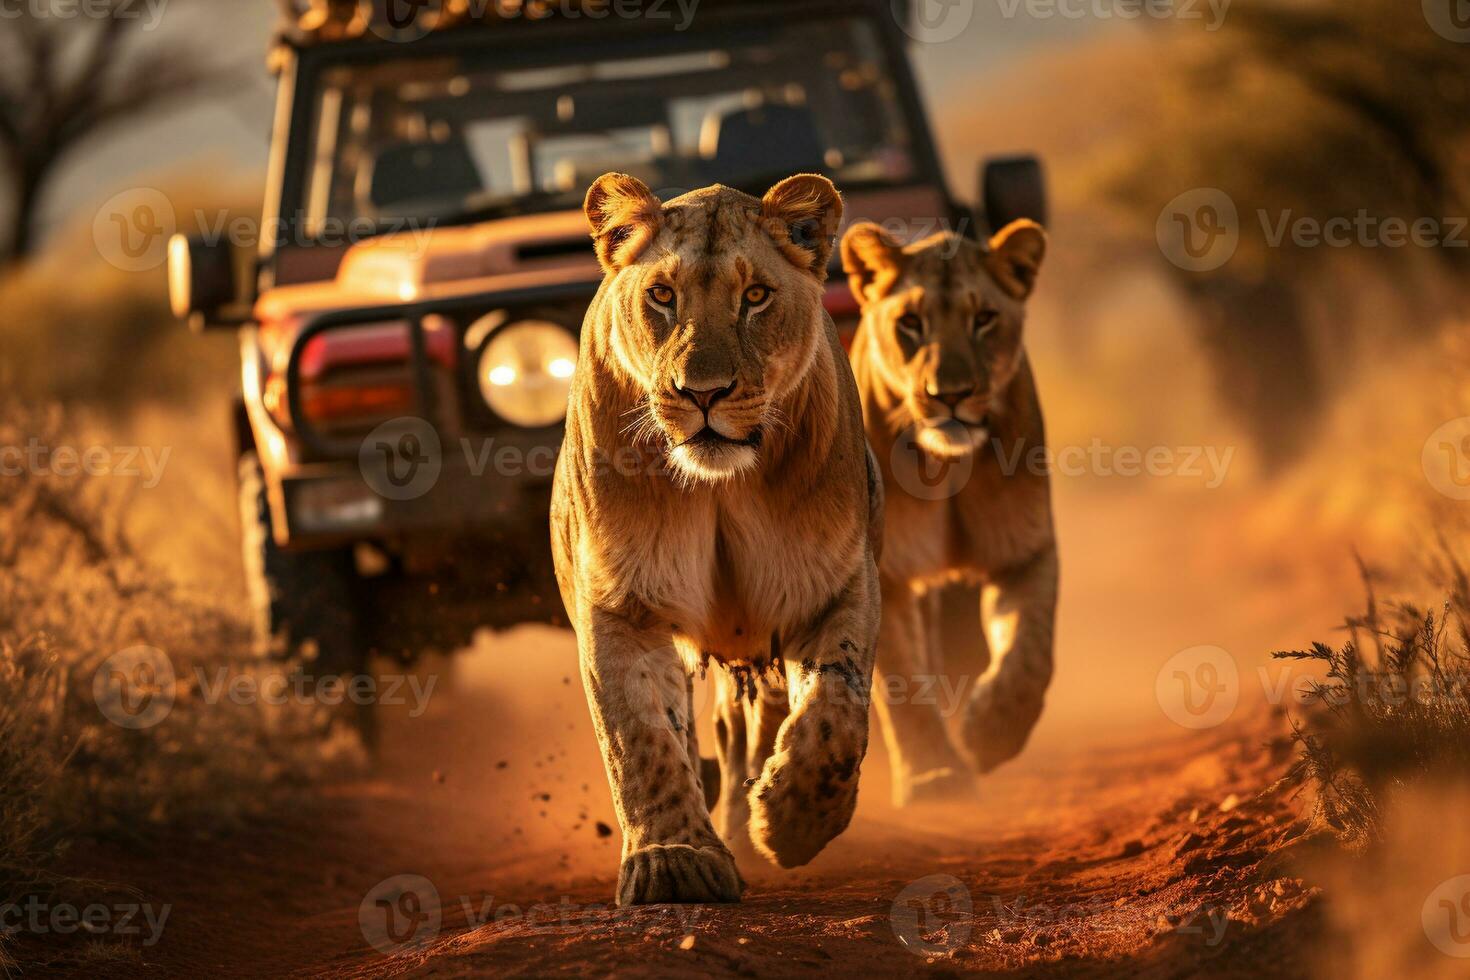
[[583, 172, 843, 483], [841, 221, 1046, 459]]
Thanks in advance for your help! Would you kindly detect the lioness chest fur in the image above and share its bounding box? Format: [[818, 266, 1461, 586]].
[[842, 221, 1058, 806], [551, 173, 882, 905]]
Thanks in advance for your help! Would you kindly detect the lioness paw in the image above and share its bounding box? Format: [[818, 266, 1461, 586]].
[[963, 681, 1045, 773], [898, 766, 976, 807], [749, 751, 858, 868], [616, 843, 743, 906]]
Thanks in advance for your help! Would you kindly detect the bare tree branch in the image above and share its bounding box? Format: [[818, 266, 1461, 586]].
[[0, 0, 229, 264]]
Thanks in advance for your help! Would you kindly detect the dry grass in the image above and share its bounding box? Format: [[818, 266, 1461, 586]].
[[1274, 555, 1470, 849], [0, 176, 249, 410], [0, 401, 356, 967]]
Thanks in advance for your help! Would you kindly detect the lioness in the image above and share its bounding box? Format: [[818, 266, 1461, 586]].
[[552, 173, 883, 905], [841, 220, 1057, 806]]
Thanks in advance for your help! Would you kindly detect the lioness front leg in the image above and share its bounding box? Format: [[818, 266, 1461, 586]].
[[961, 545, 1058, 772], [578, 606, 742, 905], [874, 579, 974, 806], [750, 564, 879, 868]]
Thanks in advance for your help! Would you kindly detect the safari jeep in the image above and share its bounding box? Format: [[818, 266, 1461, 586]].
[[169, 0, 1047, 677]]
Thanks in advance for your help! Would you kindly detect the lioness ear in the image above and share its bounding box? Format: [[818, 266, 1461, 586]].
[[584, 173, 663, 272], [985, 219, 1047, 300], [761, 174, 843, 278], [840, 222, 907, 308]]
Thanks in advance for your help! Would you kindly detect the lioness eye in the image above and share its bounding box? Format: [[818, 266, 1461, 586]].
[[647, 285, 675, 307], [744, 285, 771, 306], [897, 313, 924, 339], [973, 309, 998, 335]]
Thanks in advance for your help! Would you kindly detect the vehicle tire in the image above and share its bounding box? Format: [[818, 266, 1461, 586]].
[[237, 451, 365, 679], [983, 156, 1048, 233]]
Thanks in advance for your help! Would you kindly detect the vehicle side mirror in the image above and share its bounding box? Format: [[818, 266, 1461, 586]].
[[168, 234, 251, 332], [980, 156, 1048, 233]]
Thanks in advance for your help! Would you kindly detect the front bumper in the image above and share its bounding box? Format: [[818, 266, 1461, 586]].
[[272, 424, 560, 549]]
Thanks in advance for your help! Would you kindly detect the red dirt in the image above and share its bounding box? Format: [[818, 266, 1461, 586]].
[[23, 485, 1350, 979], [37, 695, 1320, 978]]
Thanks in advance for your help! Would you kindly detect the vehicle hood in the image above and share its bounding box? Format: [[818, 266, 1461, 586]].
[[255, 210, 601, 324]]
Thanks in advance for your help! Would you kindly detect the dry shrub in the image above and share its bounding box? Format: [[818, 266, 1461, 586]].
[[0, 401, 356, 964], [1274, 557, 1470, 849]]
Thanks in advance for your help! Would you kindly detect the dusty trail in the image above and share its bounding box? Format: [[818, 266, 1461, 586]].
[[37, 482, 1353, 978]]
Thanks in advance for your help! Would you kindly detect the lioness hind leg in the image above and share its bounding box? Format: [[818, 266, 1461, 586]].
[[712, 672, 751, 851], [750, 563, 878, 868], [714, 672, 789, 860], [578, 607, 742, 905], [874, 580, 974, 806], [961, 546, 1058, 773]]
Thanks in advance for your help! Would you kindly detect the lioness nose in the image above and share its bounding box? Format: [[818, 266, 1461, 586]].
[[677, 380, 736, 411], [928, 384, 975, 409]]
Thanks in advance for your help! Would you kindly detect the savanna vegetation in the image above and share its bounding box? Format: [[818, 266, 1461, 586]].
[[0, 402, 351, 969]]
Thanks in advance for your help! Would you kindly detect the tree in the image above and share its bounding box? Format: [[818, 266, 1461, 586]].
[[0, 1, 224, 266], [1103, 0, 1470, 464]]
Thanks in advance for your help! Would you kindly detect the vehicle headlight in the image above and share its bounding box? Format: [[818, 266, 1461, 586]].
[[475, 320, 579, 428]]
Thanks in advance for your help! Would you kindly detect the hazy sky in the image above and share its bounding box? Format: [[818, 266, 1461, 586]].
[[37, 0, 1121, 242]]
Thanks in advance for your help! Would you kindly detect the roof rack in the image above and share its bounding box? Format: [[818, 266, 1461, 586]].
[[273, 0, 911, 46]]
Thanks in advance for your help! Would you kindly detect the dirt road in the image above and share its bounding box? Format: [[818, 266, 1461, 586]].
[[34, 481, 1352, 979]]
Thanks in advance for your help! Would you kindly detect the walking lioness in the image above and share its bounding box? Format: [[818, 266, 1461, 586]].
[[552, 173, 883, 905], [841, 220, 1057, 806]]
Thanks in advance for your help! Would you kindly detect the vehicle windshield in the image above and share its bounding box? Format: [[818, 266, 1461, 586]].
[[295, 15, 919, 235]]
